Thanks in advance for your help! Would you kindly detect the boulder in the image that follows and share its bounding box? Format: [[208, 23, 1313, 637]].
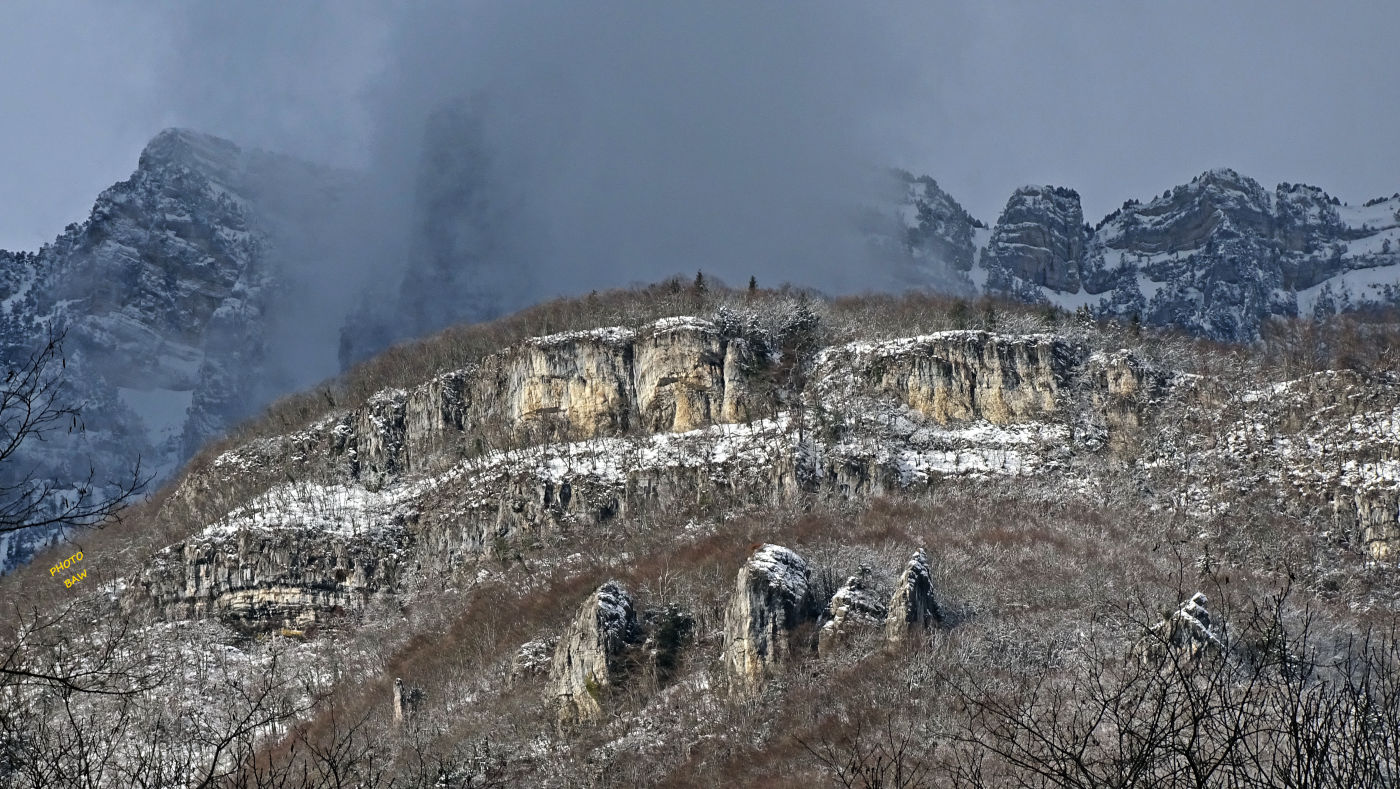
[[723, 544, 811, 693], [547, 581, 641, 724], [1143, 592, 1223, 664]]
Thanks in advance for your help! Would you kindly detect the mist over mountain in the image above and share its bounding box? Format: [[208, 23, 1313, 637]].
[[0, 130, 354, 572], [6, 6, 1400, 783], [4, 117, 1397, 577]]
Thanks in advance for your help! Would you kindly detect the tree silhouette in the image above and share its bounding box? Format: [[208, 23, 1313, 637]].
[[0, 327, 147, 538]]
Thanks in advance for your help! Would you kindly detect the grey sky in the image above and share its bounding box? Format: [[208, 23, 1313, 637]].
[[2, 1, 1398, 254]]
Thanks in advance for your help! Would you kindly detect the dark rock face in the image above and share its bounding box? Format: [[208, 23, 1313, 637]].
[[986, 186, 1088, 293], [975, 170, 1400, 341]]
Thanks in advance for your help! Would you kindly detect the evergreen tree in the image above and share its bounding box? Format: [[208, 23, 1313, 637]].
[[949, 300, 969, 329]]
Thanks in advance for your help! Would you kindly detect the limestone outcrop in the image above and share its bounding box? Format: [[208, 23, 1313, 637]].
[[818, 332, 1076, 425], [1143, 592, 1223, 664], [142, 308, 1400, 632], [548, 581, 642, 724], [885, 549, 940, 647], [818, 567, 887, 657], [633, 319, 728, 432], [723, 544, 812, 693], [140, 525, 406, 628]]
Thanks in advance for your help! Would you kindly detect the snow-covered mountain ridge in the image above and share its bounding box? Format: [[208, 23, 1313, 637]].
[[0, 129, 349, 573], [894, 168, 1400, 340]]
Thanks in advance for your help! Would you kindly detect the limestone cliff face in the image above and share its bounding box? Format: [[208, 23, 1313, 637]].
[[723, 545, 811, 693], [294, 327, 1077, 501], [141, 525, 407, 627], [140, 315, 1400, 632], [818, 332, 1076, 425], [548, 581, 641, 724], [325, 319, 779, 487], [1089, 349, 1173, 437], [632, 320, 727, 432], [140, 326, 1108, 628], [506, 332, 636, 440]]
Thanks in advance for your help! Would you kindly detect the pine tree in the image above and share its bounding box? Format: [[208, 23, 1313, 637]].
[[949, 300, 969, 329]]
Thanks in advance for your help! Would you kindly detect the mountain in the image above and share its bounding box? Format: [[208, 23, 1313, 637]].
[[6, 284, 1400, 783], [892, 168, 1400, 340], [5, 127, 1398, 583], [0, 128, 350, 573]]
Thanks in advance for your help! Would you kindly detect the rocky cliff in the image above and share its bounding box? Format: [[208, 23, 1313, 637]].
[[136, 318, 1092, 626], [548, 581, 642, 724], [886, 168, 1400, 341], [925, 170, 1400, 341], [18, 293, 1400, 784], [129, 307, 1400, 631], [723, 544, 812, 693], [0, 129, 351, 574]]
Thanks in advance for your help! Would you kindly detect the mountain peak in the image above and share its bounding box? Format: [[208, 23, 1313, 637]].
[[138, 128, 245, 182], [1190, 167, 1261, 192]]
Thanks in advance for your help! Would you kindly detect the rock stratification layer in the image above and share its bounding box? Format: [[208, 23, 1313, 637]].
[[136, 316, 1400, 631]]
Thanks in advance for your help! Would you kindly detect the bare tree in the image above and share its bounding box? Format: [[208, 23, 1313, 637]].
[[0, 326, 147, 537], [796, 710, 936, 789], [942, 583, 1400, 789]]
